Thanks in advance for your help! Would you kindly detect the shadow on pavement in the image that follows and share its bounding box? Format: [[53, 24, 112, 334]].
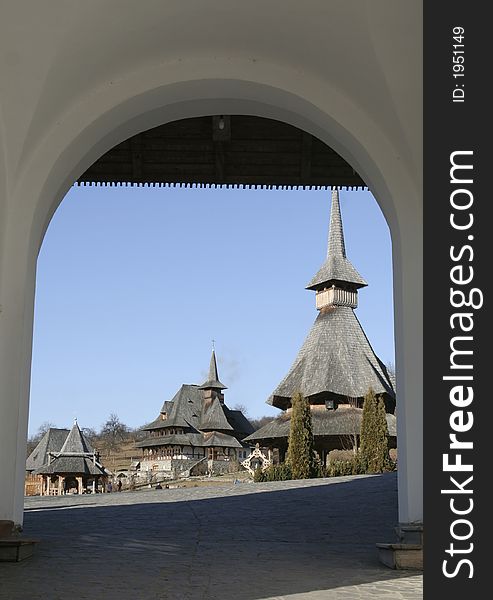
[[0, 473, 421, 600]]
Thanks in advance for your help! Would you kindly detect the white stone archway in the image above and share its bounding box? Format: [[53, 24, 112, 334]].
[[0, 2, 422, 530]]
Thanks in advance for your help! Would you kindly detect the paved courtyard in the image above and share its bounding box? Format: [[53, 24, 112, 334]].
[[0, 472, 422, 599]]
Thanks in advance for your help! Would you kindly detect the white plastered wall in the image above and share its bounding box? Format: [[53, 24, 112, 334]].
[[0, 0, 422, 527]]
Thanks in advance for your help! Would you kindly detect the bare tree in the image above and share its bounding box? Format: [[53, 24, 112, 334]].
[[249, 415, 275, 431], [386, 361, 396, 380], [36, 421, 57, 438], [130, 423, 152, 441], [99, 413, 129, 450], [81, 427, 98, 444], [233, 403, 249, 416]]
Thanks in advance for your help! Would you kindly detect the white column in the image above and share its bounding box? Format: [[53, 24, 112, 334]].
[[0, 215, 37, 527], [392, 197, 423, 526]]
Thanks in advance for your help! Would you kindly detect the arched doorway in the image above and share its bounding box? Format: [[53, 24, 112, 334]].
[[0, 75, 421, 533]]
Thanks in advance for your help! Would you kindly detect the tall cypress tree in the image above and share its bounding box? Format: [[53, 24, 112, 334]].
[[359, 388, 390, 473], [360, 388, 376, 471], [287, 391, 316, 479], [375, 396, 391, 472]]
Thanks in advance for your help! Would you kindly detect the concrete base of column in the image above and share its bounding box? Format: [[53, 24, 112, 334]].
[[396, 522, 423, 545], [376, 523, 423, 570], [0, 520, 39, 562]]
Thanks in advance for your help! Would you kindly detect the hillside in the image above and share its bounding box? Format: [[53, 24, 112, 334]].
[[96, 438, 141, 473]]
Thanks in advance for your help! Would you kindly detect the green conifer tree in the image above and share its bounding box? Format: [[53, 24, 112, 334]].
[[359, 388, 391, 473], [375, 396, 391, 472], [287, 391, 316, 479], [359, 388, 377, 472]]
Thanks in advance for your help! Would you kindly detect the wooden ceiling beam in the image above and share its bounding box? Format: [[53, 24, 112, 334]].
[[77, 116, 366, 189]]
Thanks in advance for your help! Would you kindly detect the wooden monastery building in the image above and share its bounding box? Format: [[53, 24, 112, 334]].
[[244, 190, 397, 465], [25, 419, 108, 496], [136, 350, 254, 476]]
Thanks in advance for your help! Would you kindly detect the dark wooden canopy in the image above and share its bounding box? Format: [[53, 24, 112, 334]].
[[77, 115, 366, 189]]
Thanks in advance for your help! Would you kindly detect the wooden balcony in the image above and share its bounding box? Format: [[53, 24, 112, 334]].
[[315, 288, 357, 310]]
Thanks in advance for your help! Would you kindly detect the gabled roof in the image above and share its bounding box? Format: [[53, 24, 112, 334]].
[[26, 428, 70, 472], [306, 189, 367, 290], [198, 350, 227, 390], [202, 431, 243, 448], [268, 306, 395, 409], [245, 407, 397, 442]]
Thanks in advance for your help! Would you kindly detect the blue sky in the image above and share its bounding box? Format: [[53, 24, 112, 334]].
[[29, 185, 394, 436]]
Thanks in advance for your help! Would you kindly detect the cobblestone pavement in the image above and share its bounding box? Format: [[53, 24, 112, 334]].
[[0, 472, 422, 599]]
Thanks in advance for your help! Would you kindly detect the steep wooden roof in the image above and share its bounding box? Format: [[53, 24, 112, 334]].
[[76, 116, 366, 189], [25, 428, 70, 472], [59, 420, 94, 454], [139, 376, 255, 451], [268, 307, 395, 410], [28, 423, 107, 477]]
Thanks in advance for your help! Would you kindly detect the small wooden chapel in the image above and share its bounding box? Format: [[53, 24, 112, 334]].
[[26, 419, 108, 495]]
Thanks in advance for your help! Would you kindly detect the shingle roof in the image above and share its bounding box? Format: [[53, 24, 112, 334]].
[[198, 350, 227, 390], [306, 190, 367, 290], [162, 400, 174, 414], [141, 416, 167, 431], [60, 420, 94, 454], [139, 375, 253, 449], [200, 397, 234, 431], [35, 456, 106, 476], [224, 408, 255, 436], [166, 385, 203, 428], [27, 422, 107, 477], [202, 431, 243, 448], [145, 384, 203, 430], [148, 384, 251, 435], [245, 407, 397, 441], [136, 433, 203, 448], [26, 428, 70, 472], [244, 415, 290, 441], [268, 306, 395, 409], [135, 430, 243, 449]]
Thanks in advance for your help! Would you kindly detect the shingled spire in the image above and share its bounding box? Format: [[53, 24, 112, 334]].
[[306, 189, 367, 310], [198, 350, 227, 391], [327, 186, 347, 258], [257, 188, 395, 412]]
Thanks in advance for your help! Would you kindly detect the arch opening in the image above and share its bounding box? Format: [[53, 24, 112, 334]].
[[28, 111, 396, 492], [1, 77, 421, 533]]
